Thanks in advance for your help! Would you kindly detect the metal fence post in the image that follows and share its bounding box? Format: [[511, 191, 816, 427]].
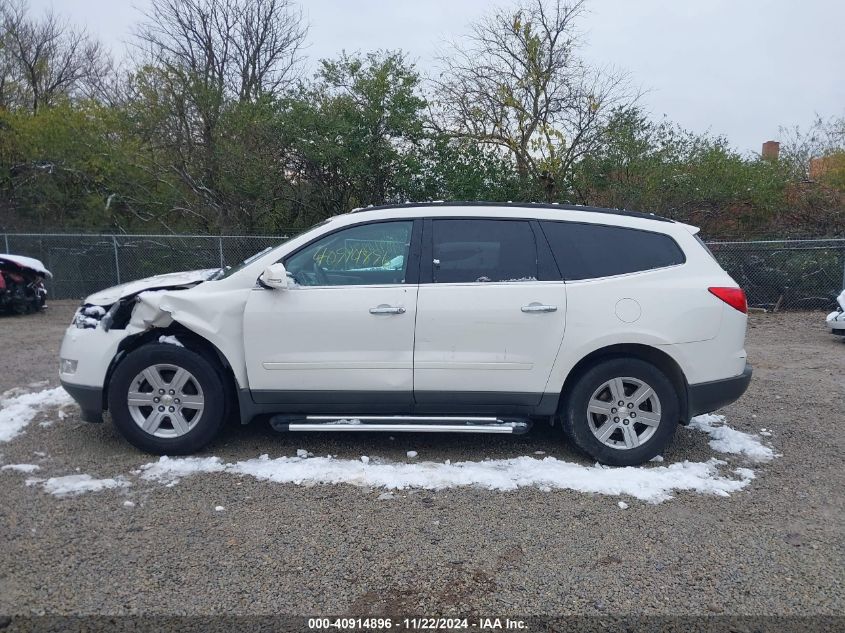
[[842, 248, 845, 290], [3, 233, 8, 253], [112, 235, 121, 285], [219, 236, 224, 269]]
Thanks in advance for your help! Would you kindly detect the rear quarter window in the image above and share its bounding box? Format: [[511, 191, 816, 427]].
[[540, 221, 685, 281]]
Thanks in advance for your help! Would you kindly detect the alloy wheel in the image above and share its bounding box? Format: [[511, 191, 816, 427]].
[[126, 363, 205, 438], [586, 376, 662, 450]]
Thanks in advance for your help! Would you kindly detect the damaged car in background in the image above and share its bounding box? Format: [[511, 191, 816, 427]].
[[827, 290, 845, 337], [59, 202, 753, 466], [0, 254, 51, 314]]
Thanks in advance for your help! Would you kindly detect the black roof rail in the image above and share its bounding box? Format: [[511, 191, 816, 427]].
[[348, 200, 675, 223]]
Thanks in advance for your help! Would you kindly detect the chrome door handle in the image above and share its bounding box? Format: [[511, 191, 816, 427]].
[[369, 305, 406, 315], [521, 304, 557, 313]]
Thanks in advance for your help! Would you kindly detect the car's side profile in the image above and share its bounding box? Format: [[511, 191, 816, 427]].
[[59, 202, 752, 466]]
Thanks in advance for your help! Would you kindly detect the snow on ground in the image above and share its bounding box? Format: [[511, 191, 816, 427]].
[[129, 415, 773, 503], [138, 456, 227, 485], [0, 387, 74, 443], [2, 386, 775, 504], [689, 414, 775, 462], [26, 474, 130, 497], [1, 463, 40, 473], [137, 452, 756, 504]]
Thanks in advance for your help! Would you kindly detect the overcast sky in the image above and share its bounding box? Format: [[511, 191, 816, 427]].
[[28, 0, 845, 154]]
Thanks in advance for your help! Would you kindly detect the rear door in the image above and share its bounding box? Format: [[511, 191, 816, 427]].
[[412, 218, 567, 407]]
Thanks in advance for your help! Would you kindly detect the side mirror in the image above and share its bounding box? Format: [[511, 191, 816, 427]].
[[259, 263, 289, 290]]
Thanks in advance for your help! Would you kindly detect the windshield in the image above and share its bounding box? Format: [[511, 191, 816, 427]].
[[216, 246, 274, 279], [214, 218, 337, 280]]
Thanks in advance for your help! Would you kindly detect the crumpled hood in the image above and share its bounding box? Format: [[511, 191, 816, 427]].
[[0, 254, 52, 278], [85, 269, 218, 306]]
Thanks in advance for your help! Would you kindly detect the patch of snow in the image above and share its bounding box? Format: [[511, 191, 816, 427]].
[[534, 450, 546, 455], [360, 456, 370, 464], [1, 463, 40, 473], [377, 492, 395, 500], [123, 500, 135, 508], [689, 414, 775, 462], [0, 387, 74, 443], [296, 449, 313, 458], [83, 305, 106, 318], [214, 505, 225, 511], [650, 455, 664, 463], [617, 501, 629, 509], [406, 451, 418, 458], [138, 453, 756, 503], [0, 254, 51, 277], [158, 335, 184, 347], [29, 474, 129, 497], [139, 456, 226, 485]]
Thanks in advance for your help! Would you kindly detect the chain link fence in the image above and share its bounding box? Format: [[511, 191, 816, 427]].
[[3, 232, 844, 310]]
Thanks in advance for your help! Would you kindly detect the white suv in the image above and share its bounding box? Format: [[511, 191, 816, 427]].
[[59, 203, 751, 466]]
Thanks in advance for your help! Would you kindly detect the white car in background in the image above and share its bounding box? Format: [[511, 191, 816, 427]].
[[827, 290, 845, 337], [59, 202, 752, 466]]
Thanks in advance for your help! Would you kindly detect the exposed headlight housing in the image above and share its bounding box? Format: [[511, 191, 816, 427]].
[[60, 358, 78, 374], [73, 304, 107, 329]]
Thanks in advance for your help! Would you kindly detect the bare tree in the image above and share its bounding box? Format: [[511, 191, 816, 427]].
[[433, 0, 636, 199], [779, 114, 845, 179], [135, 0, 306, 104], [233, 0, 307, 101], [130, 0, 306, 228], [0, 0, 109, 112]]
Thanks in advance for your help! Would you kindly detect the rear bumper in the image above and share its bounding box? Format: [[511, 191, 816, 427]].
[[60, 380, 104, 423], [687, 363, 752, 419]]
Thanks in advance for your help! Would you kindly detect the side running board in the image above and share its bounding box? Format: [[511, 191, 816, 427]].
[[269, 415, 531, 435]]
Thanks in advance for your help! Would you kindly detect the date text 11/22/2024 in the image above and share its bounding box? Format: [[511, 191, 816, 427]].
[[307, 617, 527, 630]]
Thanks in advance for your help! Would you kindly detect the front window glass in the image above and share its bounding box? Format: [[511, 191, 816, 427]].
[[285, 221, 413, 286]]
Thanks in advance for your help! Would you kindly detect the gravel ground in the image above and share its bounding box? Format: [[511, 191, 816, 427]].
[[0, 301, 843, 618]]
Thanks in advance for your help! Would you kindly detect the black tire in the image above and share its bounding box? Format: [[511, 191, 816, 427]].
[[108, 343, 227, 454], [562, 357, 680, 466]]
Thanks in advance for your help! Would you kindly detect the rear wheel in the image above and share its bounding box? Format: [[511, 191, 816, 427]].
[[562, 357, 679, 466], [108, 344, 227, 454]]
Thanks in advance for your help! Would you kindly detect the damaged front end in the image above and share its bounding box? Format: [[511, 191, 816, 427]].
[[61, 268, 241, 423], [827, 290, 845, 336]]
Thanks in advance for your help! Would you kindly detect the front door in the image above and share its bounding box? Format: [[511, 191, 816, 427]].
[[413, 218, 567, 407], [244, 220, 419, 407]]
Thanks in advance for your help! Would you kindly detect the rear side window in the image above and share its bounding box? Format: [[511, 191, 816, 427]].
[[432, 219, 537, 283], [540, 221, 685, 281]]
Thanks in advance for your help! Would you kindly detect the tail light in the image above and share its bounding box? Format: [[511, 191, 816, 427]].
[[709, 287, 747, 314]]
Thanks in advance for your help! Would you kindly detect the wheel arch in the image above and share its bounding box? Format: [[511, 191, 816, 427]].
[[556, 343, 689, 424], [102, 325, 240, 421]]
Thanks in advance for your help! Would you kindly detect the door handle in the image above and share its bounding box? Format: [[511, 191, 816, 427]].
[[521, 304, 558, 313], [369, 305, 406, 315]]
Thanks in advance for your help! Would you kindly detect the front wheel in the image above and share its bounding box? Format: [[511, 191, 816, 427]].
[[562, 358, 680, 466], [108, 343, 227, 454]]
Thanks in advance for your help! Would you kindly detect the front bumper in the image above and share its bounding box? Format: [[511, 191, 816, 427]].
[[687, 363, 752, 419], [827, 310, 845, 334], [60, 380, 104, 423]]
